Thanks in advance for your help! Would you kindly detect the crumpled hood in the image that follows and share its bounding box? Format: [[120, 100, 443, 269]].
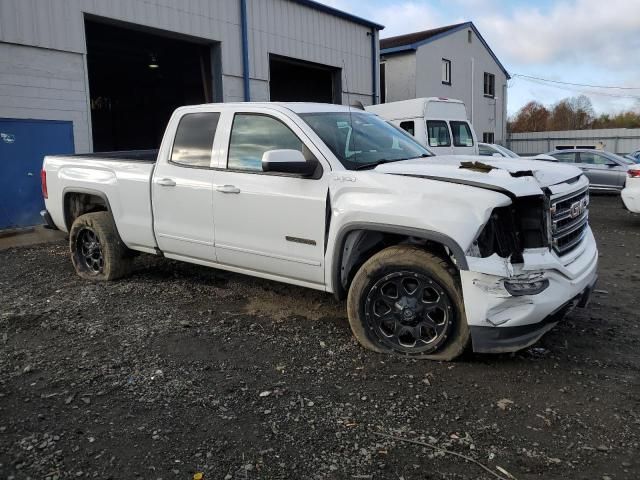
[[375, 155, 583, 197]]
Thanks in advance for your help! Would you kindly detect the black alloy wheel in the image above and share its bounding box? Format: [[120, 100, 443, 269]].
[[364, 271, 453, 354], [76, 228, 104, 274]]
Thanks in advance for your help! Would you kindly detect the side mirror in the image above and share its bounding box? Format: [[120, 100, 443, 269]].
[[492, 152, 503, 158], [262, 149, 316, 176]]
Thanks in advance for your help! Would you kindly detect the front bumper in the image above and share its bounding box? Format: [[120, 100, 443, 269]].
[[470, 274, 597, 353], [461, 228, 599, 354]]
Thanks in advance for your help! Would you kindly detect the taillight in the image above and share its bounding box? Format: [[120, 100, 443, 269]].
[[629, 169, 640, 178], [41, 169, 48, 199]]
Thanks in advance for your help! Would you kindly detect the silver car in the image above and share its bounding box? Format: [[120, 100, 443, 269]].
[[545, 149, 635, 192]]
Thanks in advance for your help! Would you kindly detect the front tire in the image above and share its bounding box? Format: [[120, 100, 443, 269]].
[[347, 245, 469, 361], [69, 212, 133, 281]]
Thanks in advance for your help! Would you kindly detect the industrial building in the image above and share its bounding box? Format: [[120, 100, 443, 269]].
[[508, 128, 640, 156], [380, 22, 509, 145], [0, 0, 382, 228]]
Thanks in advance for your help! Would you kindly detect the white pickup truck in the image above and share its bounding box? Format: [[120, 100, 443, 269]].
[[41, 102, 598, 360]]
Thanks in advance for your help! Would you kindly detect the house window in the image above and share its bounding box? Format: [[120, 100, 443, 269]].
[[468, 30, 472, 43], [442, 59, 451, 85], [482, 132, 495, 143], [484, 73, 495, 97]]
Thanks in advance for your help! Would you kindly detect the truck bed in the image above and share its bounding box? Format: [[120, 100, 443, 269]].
[[43, 152, 157, 253]]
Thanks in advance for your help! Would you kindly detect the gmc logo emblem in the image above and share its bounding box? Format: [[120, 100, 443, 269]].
[[570, 198, 588, 219]]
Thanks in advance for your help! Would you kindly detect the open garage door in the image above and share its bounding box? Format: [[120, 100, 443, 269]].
[[269, 55, 341, 104], [85, 19, 219, 152]]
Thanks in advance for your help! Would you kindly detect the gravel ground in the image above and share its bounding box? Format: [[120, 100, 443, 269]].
[[1, 195, 639, 480]]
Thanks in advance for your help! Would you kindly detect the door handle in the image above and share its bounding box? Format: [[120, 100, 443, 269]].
[[216, 185, 240, 194], [157, 178, 176, 187]]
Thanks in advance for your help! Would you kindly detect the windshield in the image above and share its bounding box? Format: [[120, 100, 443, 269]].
[[494, 144, 519, 158], [300, 111, 433, 170]]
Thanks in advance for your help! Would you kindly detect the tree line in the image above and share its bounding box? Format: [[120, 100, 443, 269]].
[[508, 95, 640, 133]]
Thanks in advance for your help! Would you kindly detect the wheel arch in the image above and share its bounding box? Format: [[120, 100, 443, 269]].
[[63, 187, 117, 233], [330, 222, 469, 300]]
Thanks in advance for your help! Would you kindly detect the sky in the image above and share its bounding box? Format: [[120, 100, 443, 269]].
[[321, 0, 640, 117]]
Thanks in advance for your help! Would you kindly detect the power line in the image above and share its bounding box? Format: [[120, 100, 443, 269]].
[[510, 76, 640, 100], [511, 73, 640, 90]]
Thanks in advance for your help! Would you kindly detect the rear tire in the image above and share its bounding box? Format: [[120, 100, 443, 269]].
[[69, 212, 133, 281], [347, 245, 469, 361]]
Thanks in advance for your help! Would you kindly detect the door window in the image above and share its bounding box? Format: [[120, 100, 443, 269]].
[[170, 113, 220, 168], [227, 114, 304, 171], [551, 152, 576, 163], [579, 152, 615, 165], [450, 121, 474, 147], [426, 121, 451, 147]]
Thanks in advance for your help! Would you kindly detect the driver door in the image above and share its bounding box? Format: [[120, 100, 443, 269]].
[[211, 110, 330, 286]]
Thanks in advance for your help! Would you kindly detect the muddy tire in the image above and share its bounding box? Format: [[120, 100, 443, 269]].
[[69, 212, 133, 281], [347, 245, 469, 361]]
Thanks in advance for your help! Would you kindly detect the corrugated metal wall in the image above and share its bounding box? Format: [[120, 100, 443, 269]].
[[0, 0, 378, 152], [508, 128, 640, 156]]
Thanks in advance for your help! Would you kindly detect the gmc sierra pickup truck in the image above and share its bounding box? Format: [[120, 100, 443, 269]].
[[41, 102, 598, 360]]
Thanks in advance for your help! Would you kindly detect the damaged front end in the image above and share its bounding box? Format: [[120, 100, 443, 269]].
[[466, 194, 549, 264], [461, 178, 598, 353]]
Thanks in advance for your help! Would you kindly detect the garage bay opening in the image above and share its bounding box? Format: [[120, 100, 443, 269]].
[[85, 18, 219, 151], [269, 55, 341, 104]]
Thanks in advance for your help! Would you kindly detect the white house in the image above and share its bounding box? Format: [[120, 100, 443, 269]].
[[380, 22, 510, 145]]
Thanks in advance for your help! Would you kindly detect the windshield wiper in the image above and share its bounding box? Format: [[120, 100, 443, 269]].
[[353, 159, 398, 170]]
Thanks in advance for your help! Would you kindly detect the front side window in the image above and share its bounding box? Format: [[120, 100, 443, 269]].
[[427, 120, 451, 147], [579, 152, 614, 165], [300, 112, 432, 170], [484, 72, 495, 97], [442, 58, 451, 85], [451, 121, 474, 147], [552, 152, 576, 163], [399, 121, 415, 136], [227, 114, 304, 171], [170, 112, 220, 167]]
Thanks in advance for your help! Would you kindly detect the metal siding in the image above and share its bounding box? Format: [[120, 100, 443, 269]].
[[0, 0, 377, 154], [508, 128, 640, 155], [0, 42, 90, 152]]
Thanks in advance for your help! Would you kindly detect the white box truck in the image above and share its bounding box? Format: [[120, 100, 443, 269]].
[[366, 97, 478, 156]]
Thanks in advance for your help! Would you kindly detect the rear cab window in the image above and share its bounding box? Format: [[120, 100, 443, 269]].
[[171, 112, 220, 168], [450, 121, 474, 147], [426, 120, 451, 147]]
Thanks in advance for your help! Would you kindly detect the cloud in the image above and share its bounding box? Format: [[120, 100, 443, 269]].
[[475, 0, 640, 68]]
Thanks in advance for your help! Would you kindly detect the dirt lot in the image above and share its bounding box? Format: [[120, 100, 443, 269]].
[[1, 195, 639, 480]]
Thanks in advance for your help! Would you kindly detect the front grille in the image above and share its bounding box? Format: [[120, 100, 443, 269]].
[[549, 186, 589, 255]]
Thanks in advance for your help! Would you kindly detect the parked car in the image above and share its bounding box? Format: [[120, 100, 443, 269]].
[[541, 149, 634, 192], [41, 102, 598, 360], [621, 165, 640, 213], [365, 97, 478, 156], [479, 143, 519, 158]]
